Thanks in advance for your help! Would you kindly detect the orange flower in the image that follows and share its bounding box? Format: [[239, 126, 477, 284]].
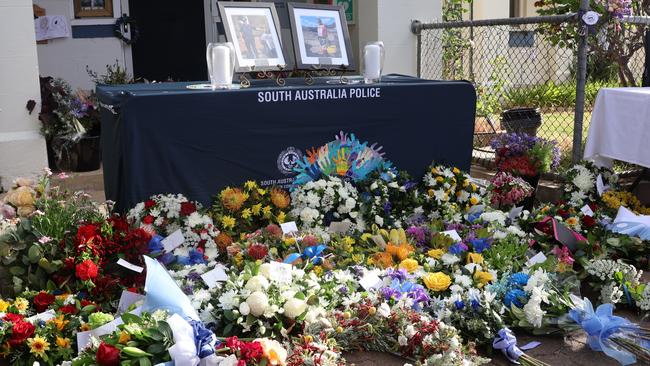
[[270, 188, 291, 209], [215, 232, 233, 252], [373, 252, 394, 268], [220, 187, 247, 212]]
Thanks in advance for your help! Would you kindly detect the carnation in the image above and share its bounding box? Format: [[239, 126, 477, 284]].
[[245, 275, 270, 292], [247, 291, 270, 317], [283, 298, 308, 319]]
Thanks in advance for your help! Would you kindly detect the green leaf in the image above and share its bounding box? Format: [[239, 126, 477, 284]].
[[28, 245, 42, 263], [148, 329, 163, 341], [223, 310, 235, 321], [138, 357, 152, 366], [295, 292, 306, 300], [81, 305, 97, 313], [146, 343, 165, 354], [9, 266, 25, 276], [121, 313, 142, 324], [223, 323, 233, 336]]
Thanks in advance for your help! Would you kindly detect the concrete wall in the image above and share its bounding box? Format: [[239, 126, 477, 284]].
[[358, 0, 441, 77], [0, 0, 47, 190], [34, 0, 127, 91]]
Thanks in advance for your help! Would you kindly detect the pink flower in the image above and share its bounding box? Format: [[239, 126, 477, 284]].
[[58, 172, 70, 179], [551, 246, 575, 265], [38, 236, 52, 244]]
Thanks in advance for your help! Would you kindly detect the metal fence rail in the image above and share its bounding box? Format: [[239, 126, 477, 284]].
[[412, 14, 648, 170]]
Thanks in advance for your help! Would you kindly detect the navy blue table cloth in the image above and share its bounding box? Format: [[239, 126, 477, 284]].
[[97, 75, 476, 212]]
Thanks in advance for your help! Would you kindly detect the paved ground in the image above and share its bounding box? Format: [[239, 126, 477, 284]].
[[6, 166, 650, 365]]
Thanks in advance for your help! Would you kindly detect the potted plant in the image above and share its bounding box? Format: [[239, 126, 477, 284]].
[[38, 77, 101, 172], [490, 132, 560, 209]]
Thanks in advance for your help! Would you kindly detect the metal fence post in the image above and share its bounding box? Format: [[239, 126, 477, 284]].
[[411, 20, 422, 78], [572, 0, 590, 164]]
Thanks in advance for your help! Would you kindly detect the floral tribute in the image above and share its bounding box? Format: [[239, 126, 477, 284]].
[[3, 130, 650, 366], [491, 132, 560, 176]]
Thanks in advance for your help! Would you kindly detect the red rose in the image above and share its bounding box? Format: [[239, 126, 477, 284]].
[[144, 199, 156, 209], [582, 215, 596, 228], [3, 313, 24, 323], [180, 202, 197, 216], [77, 224, 100, 243], [9, 320, 35, 347], [247, 244, 268, 260], [76, 259, 99, 281], [142, 215, 154, 225], [33, 291, 56, 312], [59, 304, 78, 314], [96, 342, 121, 366]]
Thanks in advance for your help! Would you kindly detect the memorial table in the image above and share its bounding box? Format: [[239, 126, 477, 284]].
[[97, 75, 476, 212]]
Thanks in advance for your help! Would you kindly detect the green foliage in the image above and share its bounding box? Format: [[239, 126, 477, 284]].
[[502, 79, 618, 109], [87, 59, 134, 85], [476, 57, 508, 117], [482, 234, 530, 273]]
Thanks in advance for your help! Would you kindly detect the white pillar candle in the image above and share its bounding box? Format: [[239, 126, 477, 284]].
[[212, 45, 232, 87], [364, 44, 382, 81]]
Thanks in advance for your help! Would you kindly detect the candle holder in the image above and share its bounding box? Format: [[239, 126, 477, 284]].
[[206, 42, 235, 90], [362, 41, 385, 84]]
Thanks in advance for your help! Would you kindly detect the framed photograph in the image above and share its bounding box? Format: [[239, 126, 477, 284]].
[[74, 0, 113, 18], [218, 2, 289, 72], [288, 3, 354, 70]]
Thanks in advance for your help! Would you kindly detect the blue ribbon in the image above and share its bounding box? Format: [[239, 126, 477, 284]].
[[569, 298, 647, 365], [284, 244, 327, 265], [148, 235, 164, 252], [609, 221, 650, 240], [493, 328, 540, 364], [188, 318, 219, 359]]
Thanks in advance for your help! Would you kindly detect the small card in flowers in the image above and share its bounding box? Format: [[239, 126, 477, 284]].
[[359, 271, 383, 291], [117, 258, 144, 273], [596, 174, 609, 196], [508, 206, 523, 220], [162, 229, 185, 252], [581, 204, 594, 217], [526, 252, 547, 267], [441, 230, 462, 242], [27, 309, 56, 323], [117, 290, 145, 314], [201, 265, 229, 289], [281, 221, 299, 235], [328, 221, 352, 234]]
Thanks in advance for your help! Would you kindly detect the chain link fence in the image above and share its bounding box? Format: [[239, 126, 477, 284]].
[[412, 15, 648, 171]]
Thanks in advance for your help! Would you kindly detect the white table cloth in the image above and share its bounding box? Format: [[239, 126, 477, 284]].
[[584, 87, 650, 168]]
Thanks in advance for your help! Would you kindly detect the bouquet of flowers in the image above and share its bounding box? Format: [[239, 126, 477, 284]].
[[422, 165, 484, 220], [562, 161, 618, 207], [487, 171, 534, 210], [0, 291, 96, 366], [584, 259, 645, 307], [491, 133, 560, 176], [357, 170, 423, 229], [127, 193, 221, 262], [209, 181, 292, 240], [290, 176, 362, 231]]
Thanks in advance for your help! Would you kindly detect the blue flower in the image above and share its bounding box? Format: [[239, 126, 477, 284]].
[[455, 300, 465, 310], [504, 289, 527, 308], [509, 273, 530, 287], [470, 299, 480, 311], [470, 238, 491, 253], [448, 242, 468, 255]]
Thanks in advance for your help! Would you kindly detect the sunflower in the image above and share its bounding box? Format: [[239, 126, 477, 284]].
[[28, 336, 50, 357], [220, 187, 247, 212], [270, 188, 290, 209]]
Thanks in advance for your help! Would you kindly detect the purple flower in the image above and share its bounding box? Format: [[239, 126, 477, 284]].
[[406, 226, 430, 247], [386, 268, 411, 281]]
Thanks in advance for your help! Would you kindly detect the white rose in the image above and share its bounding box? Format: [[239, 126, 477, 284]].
[[245, 275, 270, 292], [246, 291, 269, 317], [239, 302, 251, 316], [259, 263, 272, 279], [398, 335, 408, 346], [283, 298, 308, 319]]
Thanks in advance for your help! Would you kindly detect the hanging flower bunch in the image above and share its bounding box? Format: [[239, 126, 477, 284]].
[[491, 133, 560, 176]]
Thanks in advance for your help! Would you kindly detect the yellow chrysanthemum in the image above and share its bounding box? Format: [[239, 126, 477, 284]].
[[342, 236, 355, 246], [452, 167, 461, 174], [234, 253, 244, 267], [221, 215, 236, 230], [277, 211, 286, 223], [55, 337, 70, 349], [257, 188, 267, 196], [0, 300, 9, 312], [427, 249, 445, 259], [351, 254, 363, 263], [436, 176, 444, 183], [284, 237, 297, 246], [251, 203, 262, 216], [361, 233, 373, 241], [13, 298, 28, 312], [262, 205, 272, 217], [313, 266, 323, 276], [241, 208, 252, 219], [28, 336, 50, 357], [430, 167, 438, 174], [469, 196, 480, 205]]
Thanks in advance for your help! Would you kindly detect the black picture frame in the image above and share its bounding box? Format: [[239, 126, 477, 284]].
[[287, 3, 355, 71], [217, 1, 291, 72]]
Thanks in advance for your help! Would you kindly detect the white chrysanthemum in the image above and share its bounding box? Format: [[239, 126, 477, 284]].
[[572, 168, 594, 192], [245, 275, 270, 292], [283, 298, 308, 319], [441, 253, 460, 266], [246, 291, 269, 317], [218, 289, 239, 310], [523, 296, 545, 328]]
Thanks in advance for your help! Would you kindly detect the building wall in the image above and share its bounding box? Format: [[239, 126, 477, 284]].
[[34, 0, 127, 91], [0, 0, 47, 190]]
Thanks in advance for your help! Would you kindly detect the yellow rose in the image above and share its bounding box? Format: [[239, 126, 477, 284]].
[[399, 258, 419, 273], [566, 217, 578, 226], [474, 271, 494, 287], [427, 249, 445, 259], [466, 253, 484, 264], [422, 272, 451, 292], [0, 300, 9, 312]]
